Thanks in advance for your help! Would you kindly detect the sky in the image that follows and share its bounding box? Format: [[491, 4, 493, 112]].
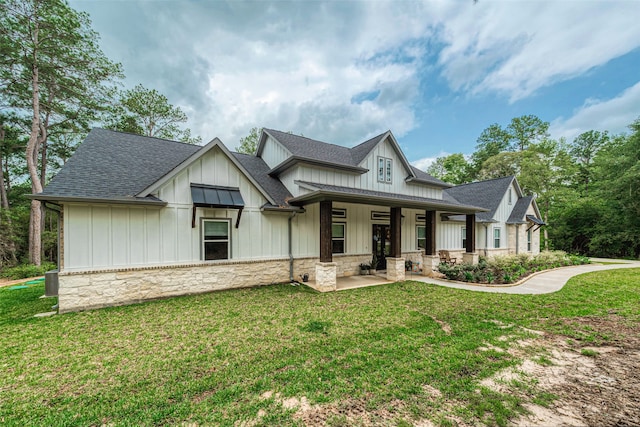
[[70, 0, 640, 169]]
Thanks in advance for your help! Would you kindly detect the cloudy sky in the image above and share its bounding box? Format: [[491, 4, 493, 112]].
[[70, 0, 640, 169]]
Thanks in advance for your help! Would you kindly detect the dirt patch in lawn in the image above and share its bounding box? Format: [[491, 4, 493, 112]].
[[496, 316, 640, 426]]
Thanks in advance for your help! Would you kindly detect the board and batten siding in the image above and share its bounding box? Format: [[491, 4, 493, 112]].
[[63, 146, 290, 272], [276, 138, 443, 199], [260, 135, 291, 170], [291, 204, 435, 258]]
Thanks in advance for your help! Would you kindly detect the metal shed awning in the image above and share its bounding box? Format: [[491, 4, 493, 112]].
[[526, 214, 546, 231], [190, 184, 245, 228]]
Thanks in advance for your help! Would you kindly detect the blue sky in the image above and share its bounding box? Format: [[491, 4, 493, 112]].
[[71, 0, 640, 169]]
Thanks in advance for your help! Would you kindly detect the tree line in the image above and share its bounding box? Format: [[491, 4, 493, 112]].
[[0, 0, 200, 270], [1, 0, 638, 271], [426, 114, 640, 259]]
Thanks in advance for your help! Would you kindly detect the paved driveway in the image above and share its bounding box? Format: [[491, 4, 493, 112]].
[[411, 259, 640, 294]]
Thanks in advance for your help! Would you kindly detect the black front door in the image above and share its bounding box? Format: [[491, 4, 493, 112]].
[[372, 224, 391, 270]]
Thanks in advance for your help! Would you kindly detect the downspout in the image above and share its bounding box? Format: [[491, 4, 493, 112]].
[[483, 224, 488, 257], [288, 211, 297, 281]]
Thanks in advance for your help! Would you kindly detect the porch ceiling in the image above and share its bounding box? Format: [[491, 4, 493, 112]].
[[290, 181, 487, 214]]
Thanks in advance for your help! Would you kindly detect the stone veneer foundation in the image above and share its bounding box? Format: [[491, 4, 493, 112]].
[[58, 250, 428, 313], [385, 257, 405, 282]]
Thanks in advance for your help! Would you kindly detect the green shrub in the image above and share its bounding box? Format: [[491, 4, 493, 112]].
[[437, 251, 589, 284], [0, 262, 56, 280]]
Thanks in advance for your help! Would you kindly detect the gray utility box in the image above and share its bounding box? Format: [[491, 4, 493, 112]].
[[45, 270, 59, 297]]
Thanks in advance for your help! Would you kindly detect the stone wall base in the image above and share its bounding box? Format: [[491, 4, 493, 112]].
[[422, 255, 440, 276], [386, 257, 405, 282], [58, 258, 290, 313], [463, 252, 479, 265], [313, 262, 337, 292]]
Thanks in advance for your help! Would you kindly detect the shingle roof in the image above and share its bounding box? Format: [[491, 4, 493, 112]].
[[506, 195, 534, 224], [263, 129, 355, 169], [231, 152, 294, 208], [291, 181, 486, 213], [40, 128, 200, 203], [350, 132, 387, 165], [263, 128, 448, 187], [444, 176, 514, 222]]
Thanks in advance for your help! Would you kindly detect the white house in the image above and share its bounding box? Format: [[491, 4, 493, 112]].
[[33, 128, 543, 312]]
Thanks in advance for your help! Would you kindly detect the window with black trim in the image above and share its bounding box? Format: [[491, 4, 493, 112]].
[[203, 219, 230, 260], [332, 223, 346, 254], [417, 225, 426, 250], [527, 229, 532, 252], [377, 156, 392, 183]]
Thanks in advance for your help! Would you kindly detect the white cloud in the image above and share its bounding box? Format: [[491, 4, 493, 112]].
[[549, 81, 640, 141], [70, 0, 640, 149], [436, 1, 640, 101]]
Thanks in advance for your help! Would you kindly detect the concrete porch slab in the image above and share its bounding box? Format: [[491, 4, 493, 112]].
[[335, 274, 392, 291]]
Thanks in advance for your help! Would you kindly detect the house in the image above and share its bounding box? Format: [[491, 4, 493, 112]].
[[32, 128, 541, 313], [442, 176, 544, 259]]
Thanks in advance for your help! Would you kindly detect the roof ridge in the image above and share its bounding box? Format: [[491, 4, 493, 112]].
[[452, 175, 514, 188], [92, 127, 203, 148], [350, 130, 388, 149], [264, 128, 350, 150]]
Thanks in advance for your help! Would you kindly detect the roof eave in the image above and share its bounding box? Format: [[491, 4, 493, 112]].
[[405, 177, 452, 189], [288, 189, 487, 214], [26, 194, 168, 207], [268, 156, 368, 176]]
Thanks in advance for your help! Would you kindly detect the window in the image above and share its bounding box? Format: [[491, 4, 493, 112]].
[[371, 211, 390, 221], [332, 223, 345, 254], [508, 189, 512, 205], [386, 158, 392, 182], [417, 225, 426, 250], [494, 227, 501, 249], [461, 227, 466, 249], [527, 229, 532, 252], [377, 156, 392, 183], [203, 219, 230, 260], [332, 208, 346, 218]]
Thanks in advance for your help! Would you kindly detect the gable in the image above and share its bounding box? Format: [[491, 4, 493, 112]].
[[155, 145, 269, 208]]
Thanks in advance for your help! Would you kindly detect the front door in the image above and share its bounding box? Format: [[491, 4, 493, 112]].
[[372, 224, 391, 270]]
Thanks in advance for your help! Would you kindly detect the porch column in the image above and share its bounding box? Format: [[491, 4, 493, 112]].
[[390, 207, 402, 257], [425, 210, 436, 256], [463, 214, 479, 264], [315, 200, 337, 291], [319, 201, 332, 262], [422, 210, 439, 276], [387, 207, 405, 281]]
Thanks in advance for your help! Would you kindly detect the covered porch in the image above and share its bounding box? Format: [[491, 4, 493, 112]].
[[289, 182, 486, 291]]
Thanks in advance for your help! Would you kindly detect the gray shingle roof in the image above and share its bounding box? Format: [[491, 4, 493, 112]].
[[291, 181, 486, 213], [40, 128, 200, 203], [506, 195, 534, 224], [231, 152, 294, 208], [264, 128, 448, 187], [263, 129, 356, 169], [444, 176, 514, 222]]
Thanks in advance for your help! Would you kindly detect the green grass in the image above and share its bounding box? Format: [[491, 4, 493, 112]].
[[1, 268, 639, 426]]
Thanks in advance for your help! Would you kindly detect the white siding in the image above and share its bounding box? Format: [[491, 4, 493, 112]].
[[63, 146, 290, 272], [260, 136, 291, 169]]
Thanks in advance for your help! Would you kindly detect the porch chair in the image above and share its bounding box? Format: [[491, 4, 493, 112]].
[[438, 250, 458, 265]]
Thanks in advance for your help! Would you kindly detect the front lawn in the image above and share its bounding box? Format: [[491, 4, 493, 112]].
[[1, 268, 639, 426]]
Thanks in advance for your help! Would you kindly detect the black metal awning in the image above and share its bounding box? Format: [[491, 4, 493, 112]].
[[526, 214, 546, 231], [190, 184, 245, 228]]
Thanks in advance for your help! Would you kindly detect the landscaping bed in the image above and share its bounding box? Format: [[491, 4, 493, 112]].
[[438, 251, 590, 284]]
